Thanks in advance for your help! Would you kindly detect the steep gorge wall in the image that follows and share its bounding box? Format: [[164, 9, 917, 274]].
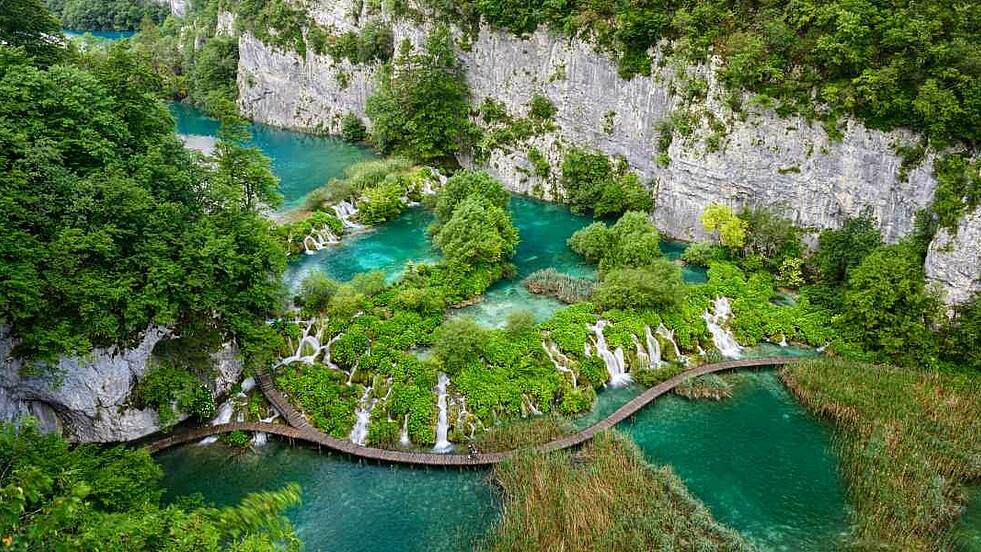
[[235, 2, 979, 302], [0, 327, 242, 442]]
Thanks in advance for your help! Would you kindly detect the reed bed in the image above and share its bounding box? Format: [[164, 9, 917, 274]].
[[484, 430, 755, 551], [474, 416, 574, 453], [782, 358, 981, 550], [522, 268, 594, 304], [674, 374, 734, 400]]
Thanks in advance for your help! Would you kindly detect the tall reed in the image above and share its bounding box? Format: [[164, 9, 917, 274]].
[[522, 268, 594, 304], [484, 430, 755, 551], [782, 358, 981, 550]]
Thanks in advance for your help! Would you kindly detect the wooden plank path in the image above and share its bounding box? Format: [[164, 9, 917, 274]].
[[146, 357, 795, 465]]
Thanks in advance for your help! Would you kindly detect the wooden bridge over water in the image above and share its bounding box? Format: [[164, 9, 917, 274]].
[[146, 357, 795, 465]]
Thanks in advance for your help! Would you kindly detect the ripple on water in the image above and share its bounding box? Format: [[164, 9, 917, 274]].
[[156, 443, 499, 552]]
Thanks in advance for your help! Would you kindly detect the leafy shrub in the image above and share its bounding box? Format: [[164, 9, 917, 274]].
[[341, 112, 367, 142]]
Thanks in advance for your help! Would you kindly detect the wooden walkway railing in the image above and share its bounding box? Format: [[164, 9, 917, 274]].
[[146, 357, 795, 465]]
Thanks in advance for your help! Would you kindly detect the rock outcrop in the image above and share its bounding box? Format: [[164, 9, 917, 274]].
[[925, 206, 981, 306], [0, 326, 242, 442]]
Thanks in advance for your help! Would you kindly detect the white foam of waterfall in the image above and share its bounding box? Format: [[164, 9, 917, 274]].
[[587, 321, 632, 386], [632, 335, 650, 369], [400, 414, 411, 446], [301, 226, 339, 255], [349, 386, 376, 445], [199, 400, 236, 445], [251, 432, 268, 447], [522, 394, 543, 416], [644, 325, 664, 368], [279, 320, 329, 366], [656, 323, 683, 362], [702, 297, 743, 358], [332, 200, 363, 230], [778, 334, 788, 347], [433, 373, 453, 453], [241, 377, 256, 393], [542, 341, 578, 388]]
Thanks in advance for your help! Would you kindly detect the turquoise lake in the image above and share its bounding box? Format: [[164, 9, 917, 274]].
[[159, 105, 850, 551]]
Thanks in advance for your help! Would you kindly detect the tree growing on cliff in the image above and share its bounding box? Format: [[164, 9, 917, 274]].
[[365, 26, 471, 164]]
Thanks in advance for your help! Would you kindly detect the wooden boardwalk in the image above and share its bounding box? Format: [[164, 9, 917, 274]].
[[146, 357, 795, 465]]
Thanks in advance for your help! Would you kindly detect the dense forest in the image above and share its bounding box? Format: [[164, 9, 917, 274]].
[[46, 0, 169, 31]]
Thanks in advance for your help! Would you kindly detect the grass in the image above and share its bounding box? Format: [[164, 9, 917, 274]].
[[782, 358, 981, 550], [674, 373, 734, 400], [522, 268, 594, 304], [484, 430, 755, 551], [473, 416, 573, 453]]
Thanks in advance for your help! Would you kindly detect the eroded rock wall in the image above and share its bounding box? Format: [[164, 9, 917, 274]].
[[925, 206, 981, 306], [0, 326, 242, 442]]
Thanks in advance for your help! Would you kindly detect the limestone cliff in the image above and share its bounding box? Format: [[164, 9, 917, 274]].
[[925, 206, 981, 306], [0, 326, 242, 442], [234, 2, 975, 302]]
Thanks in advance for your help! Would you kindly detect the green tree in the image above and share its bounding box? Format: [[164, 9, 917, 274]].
[[816, 209, 882, 284], [700, 205, 748, 249], [592, 261, 685, 311], [837, 245, 939, 365], [0, 0, 62, 65], [365, 27, 471, 163], [213, 112, 283, 211], [433, 317, 486, 374], [433, 197, 518, 270], [739, 205, 803, 268], [567, 222, 611, 264], [433, 170, 510, 227]]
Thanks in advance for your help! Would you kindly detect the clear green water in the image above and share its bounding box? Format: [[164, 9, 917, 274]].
[[283, 206, 438, 289], [169, 103, 377, 209], [959, 488, 981, 551], [155, 443, 498, 552], [624, 370, 848, 551], [63, 29, 136, 40]]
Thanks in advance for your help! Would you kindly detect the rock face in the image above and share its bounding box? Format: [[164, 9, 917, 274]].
[[234, 1, 975, 303], [925, 206, 981, 306], [0, 326, 243, 442]]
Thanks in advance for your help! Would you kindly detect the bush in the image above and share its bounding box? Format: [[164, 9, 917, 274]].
[[679, 241, 717, 267], [592, 261, 685, 312], [341, 113, 367, 142]]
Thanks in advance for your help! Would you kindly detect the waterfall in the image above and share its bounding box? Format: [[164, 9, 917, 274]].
[[251, 432, 268, 447], [400, 414, 411, 446], [199, 400, 236, 445], [587, 321, 632, 386], [778, 334, 788, 347], [302, 226, 339, 254], [632, 335, 650, 369], [522, 394, 543, 416], [542, 341, 578, 388], [644, 325, 663, 368], [241, 377, 256, 393], [433, 373, 453, 453], [702, 297, 743, 358], [349, 386, 376, 445], [655, 323, 683, 362], [332, 200, 363, 230], [279, 320, 330, 366]]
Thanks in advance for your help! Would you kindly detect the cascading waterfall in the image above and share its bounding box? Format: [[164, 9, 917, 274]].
[[655, 323, 682, 361], [400, 413, 411, 446], [522, 394, 543, 416], [279, 320, 330, 366], [349, 386, 376, 445], [778, 334, 788, 347], [302, 225, 339, 254], [644, 325, 663, 368], [702, 297, 743, 358], [587, 321, 632, 386], [632, 335, 650, 368], [542, 341, 578, 388], [199, 400, 236, 445], [332, 200, 363, 230], [433, 373, 454, 453]]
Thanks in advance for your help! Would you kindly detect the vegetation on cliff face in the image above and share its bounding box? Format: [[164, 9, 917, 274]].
[[782, 359, 981, 550], [0, 419, 302, 550], [464, 0, 981, 147], [0, 13, 285, 365]]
